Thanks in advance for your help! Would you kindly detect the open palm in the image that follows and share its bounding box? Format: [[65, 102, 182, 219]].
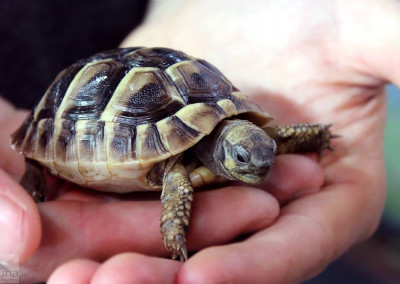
[[1, 0, 396, 283]]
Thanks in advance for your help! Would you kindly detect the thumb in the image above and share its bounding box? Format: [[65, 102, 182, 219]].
[[0, 169, 41, 265]]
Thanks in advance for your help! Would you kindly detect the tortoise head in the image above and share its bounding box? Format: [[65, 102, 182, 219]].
[[195, 119, 277, 184], [218, 120, 277, 184]]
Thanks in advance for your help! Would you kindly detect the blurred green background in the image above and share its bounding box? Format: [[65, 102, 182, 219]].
[[307, 85, 400, 283], [385, 85, 400, 223]]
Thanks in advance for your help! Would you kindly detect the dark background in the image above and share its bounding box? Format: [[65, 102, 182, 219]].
[[0, 0, 148, 108], [1, 1, 399, 283]]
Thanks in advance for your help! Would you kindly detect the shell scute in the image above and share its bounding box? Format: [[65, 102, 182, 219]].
[[87, 47, 143, 62], [166, 60, 232, 104], [136, 124, 169, 161], [76, 120, 105, 162], [76, 120, 109, 181], [57, 60, 128, 121], [36, 119, 55, 159], [100, 67, 185, 125], [174, 102, 226, 134], [108, 122, 137, 162], [55, 120, 77, 163], [124, 47, 191, 70], [156, 116, 201, 155], [36, 62, 87, 121]]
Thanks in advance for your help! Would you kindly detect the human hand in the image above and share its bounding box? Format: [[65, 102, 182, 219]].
[[0, 99, 320, 282], [48, 0, 396, 283], [0, 98, 41, 266], [6, 0, 397, 282]]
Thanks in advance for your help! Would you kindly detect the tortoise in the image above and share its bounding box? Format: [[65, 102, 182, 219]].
[[11, 47, 335, 261]]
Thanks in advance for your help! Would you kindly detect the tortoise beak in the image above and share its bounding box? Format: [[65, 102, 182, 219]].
[[249, 145, 275, 177]]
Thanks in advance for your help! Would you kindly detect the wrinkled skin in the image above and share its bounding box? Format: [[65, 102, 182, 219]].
[[0, 0, 397, 283]]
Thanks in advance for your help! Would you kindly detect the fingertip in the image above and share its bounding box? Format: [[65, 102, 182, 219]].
[[178, 242, 284, 284], [227, 186, 280, 230], [48, 259, 99, 284], [0, 169, 41, 264], [266, 154, 325, 203], [178, 246, 243, 284], [91, 253, 181, 284], [177, 253, 214, 284]]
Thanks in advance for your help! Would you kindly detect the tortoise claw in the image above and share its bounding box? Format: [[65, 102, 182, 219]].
[[179, 244, 188, 262], [162, 232, 189, 261], [329, 134, 341, 139], [325, 124, 341, 140], [32, 191, 47, 203], [174, 234, 188, 262]]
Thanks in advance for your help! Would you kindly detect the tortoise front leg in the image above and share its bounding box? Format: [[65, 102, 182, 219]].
[[189, 165, 227, 188], [160, 159, 193, 261], [263, 123, 337, 155], [20, 158, 47, 203]]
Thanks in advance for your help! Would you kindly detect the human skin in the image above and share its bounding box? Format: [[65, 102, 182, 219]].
[[1, 0, 398, 282]]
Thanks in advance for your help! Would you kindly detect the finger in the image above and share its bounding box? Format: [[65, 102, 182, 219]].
[[18, 186, 279, 282], [177, 180, 384, 284], [187, 186, 279, 251], [91, 253, 181, 284], [0, 97, 27, 178], [48, 259, 100, 284], [263, 154, 324, 204], [0, 169, 41, 265]]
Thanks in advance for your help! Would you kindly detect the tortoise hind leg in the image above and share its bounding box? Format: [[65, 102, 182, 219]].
[[160, 159, 193, 261], [263, 123, 337, 155], [20, 158, 47, 203]]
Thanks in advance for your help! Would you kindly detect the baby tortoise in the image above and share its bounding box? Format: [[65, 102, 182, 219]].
[[11, 47, 336, 261]]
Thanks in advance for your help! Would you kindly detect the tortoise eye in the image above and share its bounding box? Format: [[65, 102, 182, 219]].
[[233, 145, 250, 164]]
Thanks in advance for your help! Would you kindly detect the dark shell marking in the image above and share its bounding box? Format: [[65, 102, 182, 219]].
[[12, 47, 271, 186]]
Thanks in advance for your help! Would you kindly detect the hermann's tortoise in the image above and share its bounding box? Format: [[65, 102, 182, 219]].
[[11, 47, 335, 261]]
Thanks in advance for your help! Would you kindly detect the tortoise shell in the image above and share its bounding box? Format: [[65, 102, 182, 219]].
[[11, 47, 272, 192]]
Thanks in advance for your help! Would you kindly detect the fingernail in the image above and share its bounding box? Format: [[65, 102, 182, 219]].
[[0, 196, 23, 264]]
